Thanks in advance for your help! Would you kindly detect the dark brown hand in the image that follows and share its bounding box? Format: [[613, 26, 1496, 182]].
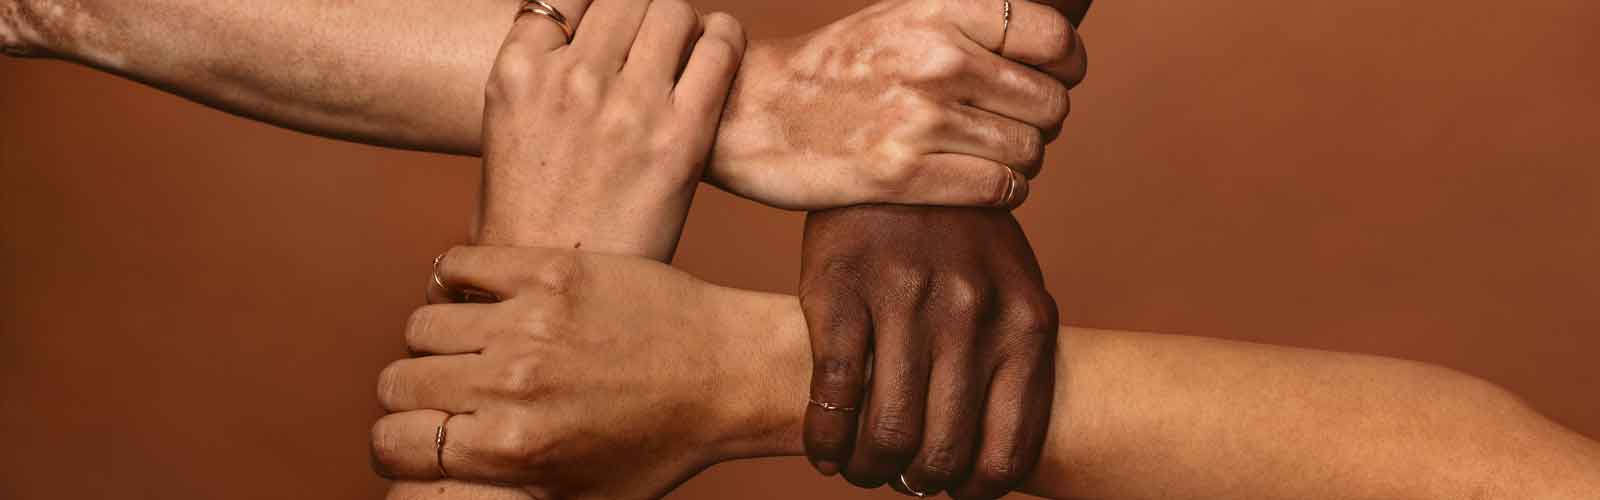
[[799, 206, 1059, 498]]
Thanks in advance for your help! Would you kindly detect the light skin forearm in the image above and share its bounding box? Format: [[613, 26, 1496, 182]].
[[716, 291, 1600, 500], [9, 0, 517, 154]]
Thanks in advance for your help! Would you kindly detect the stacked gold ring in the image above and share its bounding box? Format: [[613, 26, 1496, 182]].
[[518, 0, 575, 43]]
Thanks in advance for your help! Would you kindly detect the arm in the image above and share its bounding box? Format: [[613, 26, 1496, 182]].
[[1, 0, 1081, 210], [377, 247, 1600, 500]]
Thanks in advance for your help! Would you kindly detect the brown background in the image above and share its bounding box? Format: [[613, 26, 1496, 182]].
[[3, 0, 1597, 498]]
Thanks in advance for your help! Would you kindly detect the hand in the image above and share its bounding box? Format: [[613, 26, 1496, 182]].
[[373, 246, 796, 499], [476, 0, 745, 260], [798, 206, 1058, 499], [706, 0, 1087, 210]]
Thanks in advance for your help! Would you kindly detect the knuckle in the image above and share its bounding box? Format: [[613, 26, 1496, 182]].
[[813, 356, 861, 387], [496, 357, 545, 396], [486, 51, 540, 104], [1036, 11, 1075, 63], [907, 43, 969, 83], [555, 62, 606, 103], [935, 275, 993, 317], [1041, 80, 1072, 123], [864, 415, 920, 459], [803, 258, 866, 298], [915, 445, 965, 485], [488, 421, 550, 467], [368, 419, 402, 473], [402, 307, 434, 349], [375, 363, 405, 409], [704, 12, 745, 41], [973, 457, 1027, 491], [1004, 293, 1059, 337], [531, 252, 585, 294]]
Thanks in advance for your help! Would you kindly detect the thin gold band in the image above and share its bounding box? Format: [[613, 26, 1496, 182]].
[[518, 0, 575, 43], [435, 413, 455, 478], [808, 398, 858, 413], [999, 0, 1013, 53]]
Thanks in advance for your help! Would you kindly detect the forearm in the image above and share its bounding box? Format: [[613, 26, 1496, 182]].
[[8, 0, 519, 154], [724, 292, 1600, 499]]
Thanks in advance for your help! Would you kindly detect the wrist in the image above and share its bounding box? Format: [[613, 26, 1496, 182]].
[[702, 286, 809, 461]]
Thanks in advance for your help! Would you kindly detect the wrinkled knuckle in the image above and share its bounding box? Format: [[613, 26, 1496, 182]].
[[403, 307, 433, 349], [375, 363, 405, 409], [805, 427, 852, 456], [368, 420, 403, 473], [1041, 80, 1072, 123], [974, 458, 1027, 491], [916, 452, 963, 485], [864, 417, 919, 459], [1036, 11, 1075, 64], [813, 356, 860, 386]]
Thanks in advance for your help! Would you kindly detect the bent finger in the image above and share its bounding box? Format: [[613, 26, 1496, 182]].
[[801, 286, 872, 476], [929, 105, 1046, 179], [573, 0, 654, 70], [873, 154, 1031, 209], [505, 0, 593, 53], [404, 303, 498, 355], [377, 355, 482, 413], [842, 313, 930, 488]]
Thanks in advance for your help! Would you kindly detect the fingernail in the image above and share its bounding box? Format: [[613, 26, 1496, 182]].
[[816, 461, 840, 476]]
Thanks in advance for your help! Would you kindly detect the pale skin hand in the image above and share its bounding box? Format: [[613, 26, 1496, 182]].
[[2, 0, 1084, 210], [474, 0, 744, 259], [377, 247, 1600, 500]]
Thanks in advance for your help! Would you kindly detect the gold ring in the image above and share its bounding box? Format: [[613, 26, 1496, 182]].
[[808, 398, 858, 413], [898, 475, 932, 497], [999, 0, 1013, 53], [431, 253, 448, 292], [518, 0, 575, 43], [435, 413, 455, 478]]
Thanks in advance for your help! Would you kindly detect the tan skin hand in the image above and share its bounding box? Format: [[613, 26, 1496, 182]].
[[374, 248, 746, 499], [710, 0, 1087, 210]]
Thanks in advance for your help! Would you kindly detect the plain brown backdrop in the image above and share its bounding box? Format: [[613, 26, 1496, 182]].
[[3, 0, 1597, 498]]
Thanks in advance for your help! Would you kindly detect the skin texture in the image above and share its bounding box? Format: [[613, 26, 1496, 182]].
[[3, 0, 1078, 210], [799, 206, 1058, 497], [475, 0, 744, 258], [377, 247, 1600, 500]]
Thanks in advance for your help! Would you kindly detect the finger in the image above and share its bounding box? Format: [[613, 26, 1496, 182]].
[[371, 410, 499, 481], [377, 355, 482, 413], [900, 341, 984, 494], [871, 153, 1031, 209], [948, 351, 1056, 499], [842, 312, 931, 488], [433, 246, 581, 301], [428, 250, 508, 305], [955, 47, 1073, 139], [405, 304, 498, 355], [622, 0, 702, 82], [800, 284, 873, 477], [573, 0, 654, 70], [505, 0, 593, 53], [672, 12, 746, 119], [930, 105, 1046, 179], [947, 0, 1088, 87]]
